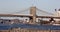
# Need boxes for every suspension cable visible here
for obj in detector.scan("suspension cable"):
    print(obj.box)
[36,8,54,15]
[10,8,30,14]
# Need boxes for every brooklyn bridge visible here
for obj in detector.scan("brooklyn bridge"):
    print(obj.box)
[0,6,60,32]
[0,6,60,24]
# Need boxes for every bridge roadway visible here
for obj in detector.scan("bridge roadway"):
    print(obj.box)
[0,14,33,17]
[0,14,60,19]
[0,23,60,30]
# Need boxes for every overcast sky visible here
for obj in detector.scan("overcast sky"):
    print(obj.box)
[0,0,60,15]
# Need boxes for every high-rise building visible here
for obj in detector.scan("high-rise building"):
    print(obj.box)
[54,9,60,17]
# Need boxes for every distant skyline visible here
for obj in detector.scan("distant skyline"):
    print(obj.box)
[0,0,60,15]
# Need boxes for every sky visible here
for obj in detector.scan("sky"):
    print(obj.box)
[0,0,60,15]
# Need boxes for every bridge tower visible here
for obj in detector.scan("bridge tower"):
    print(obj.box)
[30,6,36,24]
